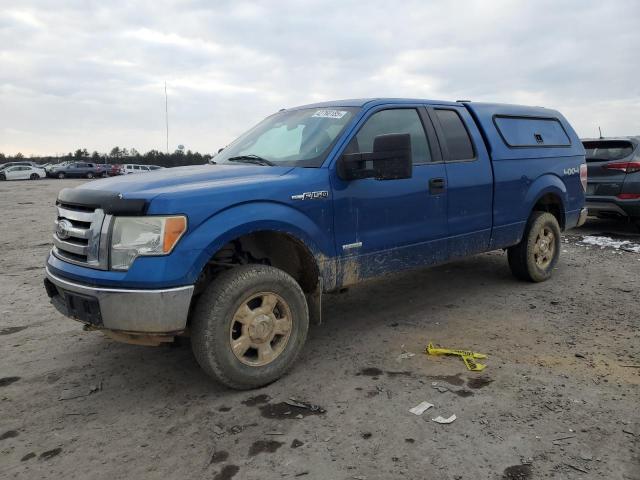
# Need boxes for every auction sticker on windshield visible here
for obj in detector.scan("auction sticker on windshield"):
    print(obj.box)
[312,109,348,119]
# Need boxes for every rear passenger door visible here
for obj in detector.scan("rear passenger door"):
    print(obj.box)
[427,106,493,258]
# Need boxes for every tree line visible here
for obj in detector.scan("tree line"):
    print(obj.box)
[0,147,214,168]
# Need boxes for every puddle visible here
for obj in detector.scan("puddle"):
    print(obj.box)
[210,451,229,464]
[385,370,412,377]
[291,439,304,448]
[0,326,28,336]
[503,464,531,479]
[361,432,372,439]
[242,394,270,406]
[467,377,493,389]
[0,430,19,441]
[249,440,284,456]
[213,465,240,480]
[358,367,383,376]
[405,438,415,444]
[40,448,62,460]
[21,452,36,462]
[453,389,474,397]
[0,377,21,387]
[218,406,232,412]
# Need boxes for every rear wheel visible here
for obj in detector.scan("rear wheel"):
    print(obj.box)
[57,172,65,179]
[191,264,309,389]
[86,172,94,179]
[508,212,561,282]
[30,173,39,180]
[0,174,5,181]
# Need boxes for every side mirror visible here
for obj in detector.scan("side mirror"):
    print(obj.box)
[338,133,412,181]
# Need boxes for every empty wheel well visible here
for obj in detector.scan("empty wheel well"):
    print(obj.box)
[200,231,320,294]
[533,193,565,230]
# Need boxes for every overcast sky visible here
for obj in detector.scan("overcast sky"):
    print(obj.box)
[1,0,639,156]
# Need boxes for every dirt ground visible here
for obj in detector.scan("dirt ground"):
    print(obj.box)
[1,178,638,480]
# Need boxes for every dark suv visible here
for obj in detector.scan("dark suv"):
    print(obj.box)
[582,137,640,229]
[49,162,104,179]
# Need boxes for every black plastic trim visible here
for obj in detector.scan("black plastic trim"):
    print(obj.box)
[57,188,147,215]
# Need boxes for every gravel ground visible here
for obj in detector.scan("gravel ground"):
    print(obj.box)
[1,178,638,480]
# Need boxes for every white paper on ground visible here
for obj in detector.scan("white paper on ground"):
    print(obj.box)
[409,401,434,416]
[431,414,457,424]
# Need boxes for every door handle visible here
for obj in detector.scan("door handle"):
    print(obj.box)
[429,177,446,194]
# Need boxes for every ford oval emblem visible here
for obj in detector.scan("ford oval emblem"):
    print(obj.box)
[56,219,73,240]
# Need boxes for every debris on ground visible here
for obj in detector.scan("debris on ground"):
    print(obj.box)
[426,343,487,371]
[431,414,457,424]
[409,401,434,416]
[397,352,415,361]
[431,382,449,393]
[284,398,326,413]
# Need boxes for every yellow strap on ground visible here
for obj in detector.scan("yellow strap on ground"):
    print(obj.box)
[426,343,487,371]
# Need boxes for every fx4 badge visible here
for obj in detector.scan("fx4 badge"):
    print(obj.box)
[291,191,329,201]
[563,167,580,175]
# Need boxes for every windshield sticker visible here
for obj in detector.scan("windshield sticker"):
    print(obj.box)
[312,109,348,119]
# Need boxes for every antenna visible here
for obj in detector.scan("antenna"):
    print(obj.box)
[598,126,603,139]
[165,82,169,154]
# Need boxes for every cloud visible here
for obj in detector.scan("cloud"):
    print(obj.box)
[0,0,638,155]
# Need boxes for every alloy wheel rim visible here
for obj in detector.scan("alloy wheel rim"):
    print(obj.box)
[533,226,555,269]
[229,292,293,367]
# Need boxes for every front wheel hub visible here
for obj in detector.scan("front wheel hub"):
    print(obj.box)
[229,292,292,367]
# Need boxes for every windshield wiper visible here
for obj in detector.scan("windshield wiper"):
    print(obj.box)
[227,155,275,166]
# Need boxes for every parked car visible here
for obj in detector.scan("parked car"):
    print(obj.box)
[148,165,165,171]
[0,161,40,171]
[44,98,586,389]
[0,164,46,180]
[582,136,640,229]
[48,162,104,179]
[121,164,151,174]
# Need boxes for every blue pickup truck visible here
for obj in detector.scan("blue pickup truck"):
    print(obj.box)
[44,98,587,389]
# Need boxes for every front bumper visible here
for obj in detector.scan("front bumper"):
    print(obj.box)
[44,267,194,333]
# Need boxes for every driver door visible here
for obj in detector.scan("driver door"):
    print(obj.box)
[331,106,448,285]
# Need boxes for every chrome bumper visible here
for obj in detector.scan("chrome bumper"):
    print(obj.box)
[44,268,194,333]
[577,207,588,227]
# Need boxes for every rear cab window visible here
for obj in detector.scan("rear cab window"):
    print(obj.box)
[494,116,571,147]
[582,140,635,162]
[433,109,475,161]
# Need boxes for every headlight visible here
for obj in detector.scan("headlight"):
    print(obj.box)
[110,216,187,270]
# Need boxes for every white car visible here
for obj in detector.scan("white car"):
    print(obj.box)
[0,165,46,180]
[122,164,151,174]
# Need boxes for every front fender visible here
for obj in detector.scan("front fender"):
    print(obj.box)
[182,201,336,284]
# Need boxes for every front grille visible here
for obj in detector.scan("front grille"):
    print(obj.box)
[53,202,111,269]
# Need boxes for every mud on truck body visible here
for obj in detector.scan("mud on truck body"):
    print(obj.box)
[44,98,587,389]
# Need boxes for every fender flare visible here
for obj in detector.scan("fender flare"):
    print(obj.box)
[180,201,334,285]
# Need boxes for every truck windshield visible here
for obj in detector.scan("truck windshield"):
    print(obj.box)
[215,107,359,167]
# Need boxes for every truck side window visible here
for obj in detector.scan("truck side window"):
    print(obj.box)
[347,109,431,164]
[434,109,475,161]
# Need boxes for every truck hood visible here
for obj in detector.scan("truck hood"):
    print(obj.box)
[79,164,294,198]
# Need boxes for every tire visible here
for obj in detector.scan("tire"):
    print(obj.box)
[0,174,5,181]
[508,211,561,282]
[57,172,65,179]
[86,172,94,179]
[30,173,39,180]
[191,264,309,390]
[633,218,640,232]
